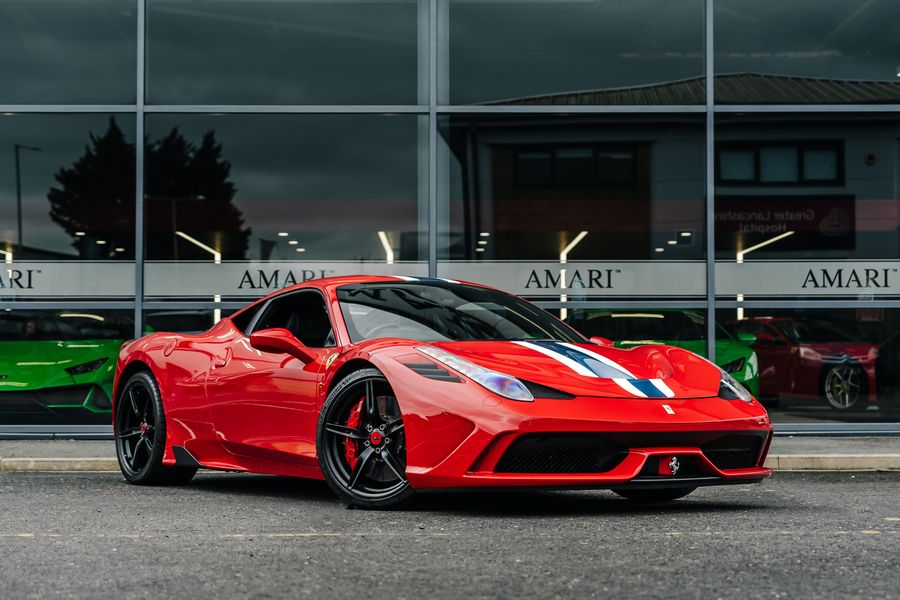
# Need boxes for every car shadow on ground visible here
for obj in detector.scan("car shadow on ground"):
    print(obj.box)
[185,472,778,516]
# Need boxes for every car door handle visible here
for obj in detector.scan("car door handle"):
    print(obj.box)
[212,348,232,369]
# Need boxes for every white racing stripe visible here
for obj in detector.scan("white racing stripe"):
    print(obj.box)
[651,379,675,398]
[558,342,636,378]
[513,341,597,378]
[393,276,419,281]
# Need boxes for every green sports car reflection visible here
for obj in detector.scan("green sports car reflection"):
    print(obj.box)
[565,309,760,397]
[0,311,131,424]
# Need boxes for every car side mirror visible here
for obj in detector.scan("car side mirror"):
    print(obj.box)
[736,331,757,344]
[249,328,315,362]
[590,336,615,347]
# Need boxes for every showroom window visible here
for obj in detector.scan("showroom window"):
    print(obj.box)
[142,114,428,301]
[146,0,425,105]
[437,114,706,302]
[441,0,705,105]
[715,0,900,104]
[2,0,900,430]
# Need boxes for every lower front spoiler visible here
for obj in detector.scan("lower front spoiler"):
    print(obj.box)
[407,445,773,490]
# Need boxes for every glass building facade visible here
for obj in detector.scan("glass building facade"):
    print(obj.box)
[1,0,900,428]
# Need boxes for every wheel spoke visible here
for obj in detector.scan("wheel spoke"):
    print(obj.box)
[380,448,406,482]
[386,419,404,435]
[132,437,149,467]
[347,446,375,490]
[363,379,377,422]
[325,423,366,440]
[128,388,140,417]
[117,427,141,439]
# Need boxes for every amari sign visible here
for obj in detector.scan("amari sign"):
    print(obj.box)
[715,261,900,297]
[3,260,900,299]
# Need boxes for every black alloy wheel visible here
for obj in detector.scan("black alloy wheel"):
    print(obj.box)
[115,370,197,485]
[317,368,412,509]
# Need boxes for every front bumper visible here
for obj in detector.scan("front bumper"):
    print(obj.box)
[406,427,772,489]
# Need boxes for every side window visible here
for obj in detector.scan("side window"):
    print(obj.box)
[252,292,336,348]
[230,302,263,334]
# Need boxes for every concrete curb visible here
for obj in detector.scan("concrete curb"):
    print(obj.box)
[1,455,900,472]
[0,458,119,472]
[765,454,900,471]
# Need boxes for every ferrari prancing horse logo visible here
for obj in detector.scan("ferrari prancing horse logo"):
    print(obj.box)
[668,456,680,476]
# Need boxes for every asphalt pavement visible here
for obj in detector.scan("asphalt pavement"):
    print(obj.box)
[1,471,898,599]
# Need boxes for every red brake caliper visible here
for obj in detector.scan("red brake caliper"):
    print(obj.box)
[343,399,364,470]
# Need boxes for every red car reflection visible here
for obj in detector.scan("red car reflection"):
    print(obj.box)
[726,317,877,411]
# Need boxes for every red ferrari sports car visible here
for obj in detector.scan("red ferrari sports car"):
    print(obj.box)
[113,276,772,508]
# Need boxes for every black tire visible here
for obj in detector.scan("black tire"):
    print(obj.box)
[316,368,413,509]
[821,363,865,411]
[613,487,697,503]
[115,370,197,486]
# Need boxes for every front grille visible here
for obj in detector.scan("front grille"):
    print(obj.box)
[701,435,762,470]
[495,434,626,473]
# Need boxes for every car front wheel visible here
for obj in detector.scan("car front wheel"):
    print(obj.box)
[317,368,412,509]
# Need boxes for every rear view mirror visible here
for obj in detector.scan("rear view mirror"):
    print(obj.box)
[590,336,615,347]
[249,328,315,362]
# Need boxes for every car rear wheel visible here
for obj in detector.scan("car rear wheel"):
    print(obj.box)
[613,487,697,502]
[317,368,412,509]
[115,371,197,485]
[823,364,864,410]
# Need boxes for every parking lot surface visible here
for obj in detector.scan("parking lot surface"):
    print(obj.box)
[1,471,898,599]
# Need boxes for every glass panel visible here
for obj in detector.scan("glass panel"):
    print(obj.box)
[0,0,136,104]
[718,308,899,423]
[759,147,798,183]
[442,0,704,105]
[715,0,900,104]
[147,0,423,105]
[715,114,900,300]
[0,309,134,425]
[564,306,713,350]
[143,308,235,334]
[0,114,136,299]
[719,149,755,182]
[803,148,838,181]
[144,114,426,300]
[437,114,706,299]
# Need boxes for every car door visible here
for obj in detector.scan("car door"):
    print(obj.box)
[208,289,336,465]
[753,322,795,398]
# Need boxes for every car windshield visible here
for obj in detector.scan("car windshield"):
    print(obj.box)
[776,319,856,344]
[337,282,586,343]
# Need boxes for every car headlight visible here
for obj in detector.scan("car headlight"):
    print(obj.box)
[415,346,534,402]
[718,369,753,403]
[719,357,745,374]
[65,357,108,376]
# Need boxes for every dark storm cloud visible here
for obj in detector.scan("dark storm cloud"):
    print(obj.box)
[145,1,420,105]
[0,1,136,103]
[446,0,706,104]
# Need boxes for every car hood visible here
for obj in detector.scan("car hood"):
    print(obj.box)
[802,342,875,358]
[0,340,121,391]
[429,340,722,399]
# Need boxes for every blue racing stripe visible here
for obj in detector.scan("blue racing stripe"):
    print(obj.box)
[628,379,667,398]
[530,340,630,379]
